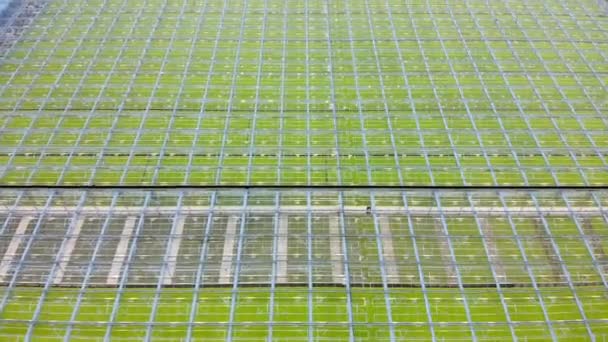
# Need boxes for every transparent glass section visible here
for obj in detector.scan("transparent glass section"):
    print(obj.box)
[0,0,606,186]
[0,188,606,340]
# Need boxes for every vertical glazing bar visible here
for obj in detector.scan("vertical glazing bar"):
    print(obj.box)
[268,190,280,340]
[52,216,84,284]
[504,0,590,186]
[534,0,608,185]
[306,190,313,342]
[226,191,250,342]
[28,9,105,175]
[420,0,467,186]
[337,192,355,341]
[162,215,185,285]
[528,192,595,339]
[485,0,560,186]
[64,192,122,341]
[0,2,105,184]
[323,0,343,186]
[342,5,395,335]
[563,193,608,288]
[277,0,287,187]
[54,0,131,185]
[219,216,239,285]
[116,0,168,186]
[173,0,210,181]
[214,0,248,187]
[269,0,289,333]
[183,0,217,184]
[477,218,507,283]
[329,215,343,284]
[0,216,32,282]
[104,192,152,341]
[402,192,436,341]
[462,0,530,186]
[402,0,437,186]
[369,203,397,341]
[434,192,477,341]
[107,216,136,285]
[245,0,267,187]
[24,191,88,341]
[277,215,288,284]
[84,2,149,185]
[590,193,608,277]
[442,0,500,187]
[148,0,189,186]
[185,190,218,341]
[304,0,312,186]
[343,0,371,188]
[378,216,398,284]
[144,192,185,342]
[434,218,457,285]
[362,0,404,187]
[323,0,352,334]
[0,192,56,316]
[0,192,26,239]
[467,194,516,340]
[497,192,557,341]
